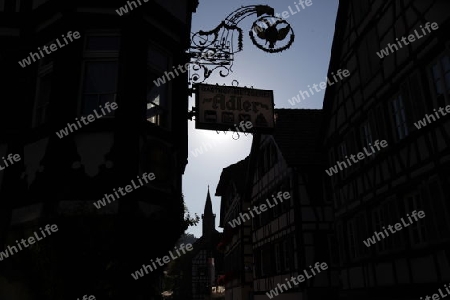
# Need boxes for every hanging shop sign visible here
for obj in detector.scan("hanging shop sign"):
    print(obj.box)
[195,83,274,133]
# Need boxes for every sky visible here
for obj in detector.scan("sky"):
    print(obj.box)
[183,0,339,238]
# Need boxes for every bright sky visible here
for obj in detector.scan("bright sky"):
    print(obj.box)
[184,0,339,238]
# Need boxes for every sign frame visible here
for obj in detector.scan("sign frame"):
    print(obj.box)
[194,83,275,133]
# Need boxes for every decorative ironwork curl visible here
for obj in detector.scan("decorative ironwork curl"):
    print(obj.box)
[249,17,295,53]
[188,5,294,84]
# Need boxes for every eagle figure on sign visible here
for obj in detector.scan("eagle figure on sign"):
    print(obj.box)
[253,21,290,49]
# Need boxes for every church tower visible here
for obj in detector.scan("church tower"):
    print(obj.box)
[202,186,216,237]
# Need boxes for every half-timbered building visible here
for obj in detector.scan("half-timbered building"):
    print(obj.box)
[322,1,450,299]
[250,109,338,300]
[216,157,253,300]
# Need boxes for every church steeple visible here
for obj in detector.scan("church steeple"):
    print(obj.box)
[202,185,216,237]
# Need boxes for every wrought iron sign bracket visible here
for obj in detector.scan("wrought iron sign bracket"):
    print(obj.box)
[187,107,197,121]
[188,5,295,84]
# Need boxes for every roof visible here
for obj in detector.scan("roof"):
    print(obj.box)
[215,156,249,196]
[271,108,325,166]
[204,187,213,216]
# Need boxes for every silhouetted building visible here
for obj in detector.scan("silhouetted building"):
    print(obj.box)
[191,187,224,300]
[322,1,450,300]
[0,0,198,299]
[248,109,338,300]
[216,157,253,300]
[164,233,198,300]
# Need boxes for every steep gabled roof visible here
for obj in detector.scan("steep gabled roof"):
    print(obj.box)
[215,156,249,228]
[215,156,249,196]
[271,108,325,167]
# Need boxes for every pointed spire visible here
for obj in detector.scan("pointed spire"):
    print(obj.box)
[204,185,213,216]
[202,185,215,237]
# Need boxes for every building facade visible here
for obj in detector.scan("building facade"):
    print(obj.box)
[0,0,198,298]
[216,157,253,300]
[249,109,338,300]
[322,1,450,299]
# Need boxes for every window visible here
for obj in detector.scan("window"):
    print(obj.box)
[337,223,345,263]
[347,220,357,259]
[282,238,292,272]
[328,235,339,265]
[147,45,170,127]
[261,247,271,276]
[348,214,369,259]
[375,199,402,252]
[81,35,120,116]
[391,95,409,140]
[2,0,20,11]
[338,141,348,179]
[383,201,401,249]
[406,73,426,120]
[328,149,338,187]
[356,214,369,256]
[147,83,166,125]
[254,249,261,277]
[253,201,261,228]
[259,143,277,171]
[430,54,450,107]
[338,141,347,160]
[82,62,118,115]
[405,193,427,246]
[372,202,399,253]
[255,143,278,181]
[357,28,379,83]
[33,60,53,127]
[360,122,373,148]
[375,104,387,137]
[352,1,370,25]
[274,243,281,273]
[372,208,384,251]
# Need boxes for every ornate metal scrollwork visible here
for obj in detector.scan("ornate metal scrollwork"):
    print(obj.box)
[250,17,295,53]
[188,5,295,84]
